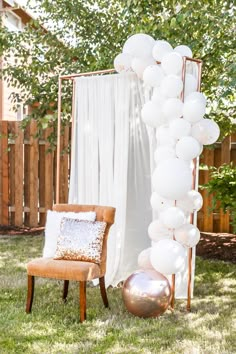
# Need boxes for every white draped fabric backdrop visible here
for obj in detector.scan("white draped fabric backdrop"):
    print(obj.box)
[69,73,196,298]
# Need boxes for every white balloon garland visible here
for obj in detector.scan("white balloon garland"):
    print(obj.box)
[114,33,220,276]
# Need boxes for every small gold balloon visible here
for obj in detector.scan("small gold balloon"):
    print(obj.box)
[122,269,171,318]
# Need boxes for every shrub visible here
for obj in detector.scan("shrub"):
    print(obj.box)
[202,163,236,233]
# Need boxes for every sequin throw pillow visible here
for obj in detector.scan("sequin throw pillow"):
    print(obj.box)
[43,210,96,258]
[54,217,107,264]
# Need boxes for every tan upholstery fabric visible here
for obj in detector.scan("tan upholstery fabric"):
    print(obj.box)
[52,204,115,275]
[27,257,101,281]
[27,204,116,281]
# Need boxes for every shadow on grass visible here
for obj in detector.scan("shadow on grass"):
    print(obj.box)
[0,235,235,353]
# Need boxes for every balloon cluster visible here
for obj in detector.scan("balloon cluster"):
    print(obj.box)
[115,34,221,317]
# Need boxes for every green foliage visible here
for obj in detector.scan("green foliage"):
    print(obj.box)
[202,163,236,232]
[0,0,235,139]
[0,234,236,353]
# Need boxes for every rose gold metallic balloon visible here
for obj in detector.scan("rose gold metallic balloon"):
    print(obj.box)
[122,269,171,318]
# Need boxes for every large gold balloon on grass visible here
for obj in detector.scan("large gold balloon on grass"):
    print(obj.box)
[122,269,171,318]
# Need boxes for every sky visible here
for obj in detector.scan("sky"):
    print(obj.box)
[16,0,38,18]
[17,0,28,6]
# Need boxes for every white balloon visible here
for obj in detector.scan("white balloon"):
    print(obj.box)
[156,125,171,138]
[185,91,206,106]
[160,75,183,98]
[141,101,165,127]
[191,119,220,145]
[114,53,132,73]
[150,239,186,275]
[183,99,206,123]
[151,240,158,247]
[150,192,175,212]
[176,136,201,160]
[177,190,203,213]
[143,65,164,87]
[131,56,156,79]
[156,126,177,147]
[184,74,198,97]
[169,118,191,139]
[160,207,186,229]
[138,248,154,270]
[151,87,167,105]
[123,33,155,58]
[152,158,192,200]
[161,52,183,75]
[162,98,184,120]
[174,224,200,248]
[174,45,193,58]
[148,220,173,241]
[152,40,173,62]
[157,135,177,147]
[154,145,176,163]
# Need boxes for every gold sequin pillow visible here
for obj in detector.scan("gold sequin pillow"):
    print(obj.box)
[54,217,107,264]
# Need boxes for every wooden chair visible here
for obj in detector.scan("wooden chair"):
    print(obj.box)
[26,204,116,322]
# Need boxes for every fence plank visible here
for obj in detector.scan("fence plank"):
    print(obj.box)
[39,127,54,225]
[24,125,30,226]
[14,123,24,226]
[45,127,54,212]
[202,148,214,232]
[39,131,46,226]
[59,126,69,203]
[9,122,16,225]
[0,123,2,224]
[197,160,204,231]
[219,136,231,232]
[0,121,9,225]
[29,121,39,226]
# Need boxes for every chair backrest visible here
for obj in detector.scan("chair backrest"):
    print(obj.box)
[53,204,116,274]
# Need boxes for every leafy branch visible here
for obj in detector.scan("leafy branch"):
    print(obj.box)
[201,163,236,233]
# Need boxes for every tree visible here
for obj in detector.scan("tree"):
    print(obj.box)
[0,0,235,138]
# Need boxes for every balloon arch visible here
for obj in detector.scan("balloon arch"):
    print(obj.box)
[114,34,220,317]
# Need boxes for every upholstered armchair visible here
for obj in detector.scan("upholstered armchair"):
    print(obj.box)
[26,204,116,322]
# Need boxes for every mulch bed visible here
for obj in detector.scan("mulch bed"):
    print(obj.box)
[0,225,44,236]
[0,225,235,264]
[197,232,236,264]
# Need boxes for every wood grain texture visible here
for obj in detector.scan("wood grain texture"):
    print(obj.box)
[29,121,39,226]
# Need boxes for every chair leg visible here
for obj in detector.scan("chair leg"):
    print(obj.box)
[99,276,109,308]
[26,275,35,313]
[63,280,69,302]
[79,281,86,322]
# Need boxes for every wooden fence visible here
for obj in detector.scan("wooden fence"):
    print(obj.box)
[198,133,236,233]
[0,120,70,227]
[0,121,235,232]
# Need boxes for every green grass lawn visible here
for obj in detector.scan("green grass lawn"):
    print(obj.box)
[0,235,235,354]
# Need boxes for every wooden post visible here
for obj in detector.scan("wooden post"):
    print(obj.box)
[56,77,62,204]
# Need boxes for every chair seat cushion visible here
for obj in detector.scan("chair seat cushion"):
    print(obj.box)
[27,258,102,281]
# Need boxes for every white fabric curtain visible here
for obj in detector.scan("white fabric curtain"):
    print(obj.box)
[69,72,195,297]
[69,73,153,286]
